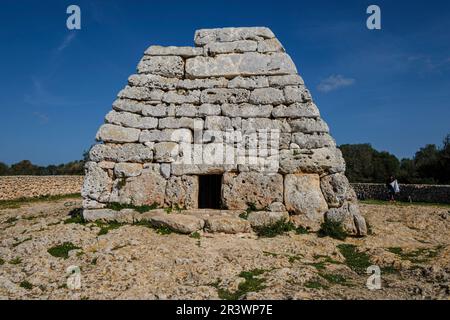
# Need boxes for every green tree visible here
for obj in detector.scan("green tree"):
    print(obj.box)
[0,162,9,175]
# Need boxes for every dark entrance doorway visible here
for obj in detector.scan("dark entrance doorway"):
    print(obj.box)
[198,175,222,209]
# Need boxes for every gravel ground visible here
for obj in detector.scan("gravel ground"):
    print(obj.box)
[0,197,449,300]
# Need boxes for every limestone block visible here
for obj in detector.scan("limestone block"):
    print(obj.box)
[198,104,222,116]
[185,52,297,78]
[137,55,184,78]
[320,173,357,208]
[159,117,203,130]
[171,163,237,176]
[291,133,335,149]
[228,76,269,89]
[204,216,251,234]
[113,99,145,114]
[257,38,284,53]
[154,142,179,162]
[268,75,304,87]
[109,164,166,206]
[221,103,272,118]
[89,143,153,163]
[96,124,140,143]
[128,74,178,90]
[82,198,106,210]
[279,148,346,174]
[160,163,171,179]
[267,202,286,212]
[114,163,143,178]
[249,87,285,105]
[241,118,291,133]
[105,111,158,129]
[162,90,201,104]
[272,102,320,118]
[284,86,312,103]
[200,88,249,104]
[150,214,205,234]
[144,45,203,57]
[324,202,367,236]
[247,211,289,227]
[177,78,228,90]
[141,104,167,117]
[205,40,257,55]
[81,162,112,202]
[118,86,164,102]
[284,174,328,230]
[140,129,192,143]
[204,116,233,131]
[288,118,329,134]
[194,27,275,45]
[222,172,283,210]
[165,175,199,209]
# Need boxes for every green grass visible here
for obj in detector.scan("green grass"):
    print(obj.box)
[387,246,442,263]
[189,232,201,239]
[319,273,350,286]
[295,226,310,235]
[9,257,22,265]
[47,242,81,259]
[0,258,5,265]
[304,280,328,290]
[19,280,33,290]
[337,244,372,274]
[360,199,450,208]
[318,220,348,240]
[0,193,81,210]
[95,221,125,236]
[155,225,173,235]
[4,217,18,224]
[216,269,267,300]
[106,202,158,213]
[254,219,296,238]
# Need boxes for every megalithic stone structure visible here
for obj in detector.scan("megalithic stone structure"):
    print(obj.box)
[82,27,367,236]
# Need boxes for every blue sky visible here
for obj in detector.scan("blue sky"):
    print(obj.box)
[0,0,449,165]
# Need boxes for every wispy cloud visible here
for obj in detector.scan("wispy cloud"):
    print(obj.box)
[32,112,49,125]
[56,32,77,52]
[317,74,355,93]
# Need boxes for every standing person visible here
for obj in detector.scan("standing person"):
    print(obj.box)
[386,176,400,202]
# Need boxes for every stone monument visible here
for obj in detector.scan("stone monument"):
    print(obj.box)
[81,27,367,236]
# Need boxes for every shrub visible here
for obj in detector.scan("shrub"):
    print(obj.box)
[318,220,348,240]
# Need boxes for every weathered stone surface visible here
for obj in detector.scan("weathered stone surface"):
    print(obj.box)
[249,87,285,105]
[83,209,120,222]
[114,163,143,178]
[154,142,179,162]
[204,216,251,234]
[267,202,286,212]
[89,143,153,162]
[128,74,178,90]
[160,163,171,179]
[81,162,112,202]
[118,86,164,102]
[247,211,289,227]
[177,78,228,90]
[268,75,304,87]
[171,163,237,176]
[241,118,290,133]
[165,175,198,209]
[200,88,249,104]
[140,128,192,143]
[96,124,140,143]
[257,38,284,53]
[159,117,203,130]
[291,133,335,149]
[288,118,329,133]
[109,165,166,206]
[222,103,272,118]
[320,173,356,208]
[324,202,367,236]
[82,198,106,210]
[151,214,205,234]
[272,102,320,118]
[222,172,283,210]
[141,104,167,117]
[144,45,203,57]
[228,76,269,89]
[185,52,297,78]
[279,148,346,174]
[205,40,257,55]
[162,90,201,104]
[284,173,328,229]
[284,86,312,103]
[105,111,158,129]
[138,56,184,78]
[195,27,275,45]
[204,116,233,131]
[113,99,145,114]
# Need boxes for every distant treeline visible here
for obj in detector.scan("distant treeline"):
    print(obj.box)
[0,160,84,176]
[1,133,449,184]
[340,133,450,185]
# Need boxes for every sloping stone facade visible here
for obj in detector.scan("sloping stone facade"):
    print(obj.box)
[82,27,367,235]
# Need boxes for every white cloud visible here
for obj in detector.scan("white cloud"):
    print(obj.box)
[317,74,355,93]
[57,32,77,52]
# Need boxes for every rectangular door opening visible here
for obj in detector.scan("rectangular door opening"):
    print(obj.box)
[198,175,222,209]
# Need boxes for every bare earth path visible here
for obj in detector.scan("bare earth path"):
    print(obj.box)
[0,197,449,300]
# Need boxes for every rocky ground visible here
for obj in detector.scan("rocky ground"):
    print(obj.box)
[0,197,449,300]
